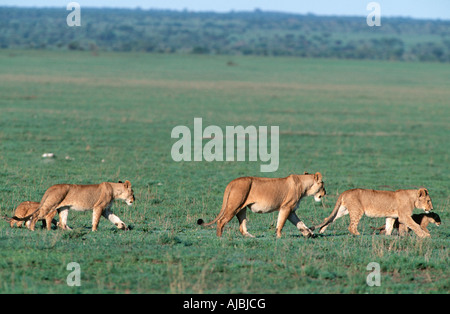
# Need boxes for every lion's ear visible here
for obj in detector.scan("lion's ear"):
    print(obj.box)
[418,188,428,198]
[118,180,123,183]
[314,172,322,183]
[124,180,131,189]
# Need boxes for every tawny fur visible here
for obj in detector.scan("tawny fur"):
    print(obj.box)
[198,172,326,238]
[13,181,135,231]
[312,188,434,238]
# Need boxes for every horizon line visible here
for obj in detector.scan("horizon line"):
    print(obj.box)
[1,5,449,21]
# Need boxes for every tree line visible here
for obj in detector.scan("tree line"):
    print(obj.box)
[1,7,449,62]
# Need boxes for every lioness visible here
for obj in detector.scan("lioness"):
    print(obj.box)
[13,180,135,231]
[312,188,434,238]
[197,172,326,238]
[372,212,441,235]
[4,201,57,229]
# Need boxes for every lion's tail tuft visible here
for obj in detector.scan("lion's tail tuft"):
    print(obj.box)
[197,219,205,225]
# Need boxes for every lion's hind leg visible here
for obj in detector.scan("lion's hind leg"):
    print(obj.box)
[236,208,254,238]
[29,203,60,231]
[43,208,59,230]
[319,205,348,234]
[216,203,247,237]
[30,185,70,231]
[57,208,73,230]
[398,222,408,236]
[347,206,363,236]
[216,209,238,237]
[216,179,251,237]
[384,218,396,235]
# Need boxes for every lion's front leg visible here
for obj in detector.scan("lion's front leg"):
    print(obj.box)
[275,207,291,238]
[287,212,314,238]
[92,195,114,231]
[102,209,128,230]
[92,206,104,231]
[399,215,430,238]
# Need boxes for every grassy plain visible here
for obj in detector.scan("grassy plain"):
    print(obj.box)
[0,50,448,293]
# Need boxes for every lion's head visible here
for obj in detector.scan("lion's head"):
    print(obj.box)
[309,172,326,202]
[416,188,433,213]
[118,180,135,206]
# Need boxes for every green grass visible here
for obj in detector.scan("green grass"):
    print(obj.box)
[0,50,448,293]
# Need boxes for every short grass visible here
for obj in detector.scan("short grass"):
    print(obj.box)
[0,50,448,293]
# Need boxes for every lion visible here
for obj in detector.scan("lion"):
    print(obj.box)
[197,172,326,238]
[13,180,135,231]
[372,212,441,235]
[4,201,57,229]
[311,188,434,238]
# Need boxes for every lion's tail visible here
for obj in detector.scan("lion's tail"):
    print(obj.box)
[370,225,386,231]
[311,194,343,232]
[197,183,233,227]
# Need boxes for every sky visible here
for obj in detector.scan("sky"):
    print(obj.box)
[1,0,449,20]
